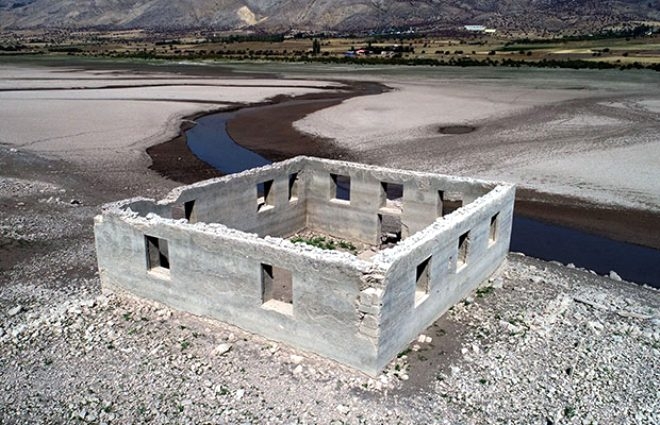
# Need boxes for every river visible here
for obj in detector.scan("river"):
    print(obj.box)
[185,110,660,288]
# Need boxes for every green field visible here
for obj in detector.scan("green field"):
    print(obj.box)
[1,28,659,71]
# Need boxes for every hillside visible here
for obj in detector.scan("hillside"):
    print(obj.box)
[0,0,658,33]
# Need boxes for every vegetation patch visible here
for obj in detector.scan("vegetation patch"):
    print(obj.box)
[290,234,358,254]
[3,27,659,72]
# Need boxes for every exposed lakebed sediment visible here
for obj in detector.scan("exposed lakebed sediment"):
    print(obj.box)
[158,97,660,287]
[1,61,659,425]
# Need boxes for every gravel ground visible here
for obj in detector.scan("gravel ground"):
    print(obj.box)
[1,145,658,424]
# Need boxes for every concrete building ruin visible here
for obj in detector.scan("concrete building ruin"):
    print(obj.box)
[94,156,515,376]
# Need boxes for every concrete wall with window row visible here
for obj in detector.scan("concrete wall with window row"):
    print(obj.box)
[95,211,382,371]
[150,157,309,238]
[304,160,495,245]
[374,186,514,370]
[94,156,514,376]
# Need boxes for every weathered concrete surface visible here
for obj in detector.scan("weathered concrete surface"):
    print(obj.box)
[95,156,514,375]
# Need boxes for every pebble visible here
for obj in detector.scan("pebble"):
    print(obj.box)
[609,271,622,281]
[7,305,23,317]
[156,308,170,317]
[214,343,232,356]
[80,299,96,308]
[490,277,504,289]
[587,321,604,332]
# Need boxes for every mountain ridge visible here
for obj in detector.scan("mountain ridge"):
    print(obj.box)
[0,0,658,33]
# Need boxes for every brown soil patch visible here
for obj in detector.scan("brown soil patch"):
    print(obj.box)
[226,81,386,162]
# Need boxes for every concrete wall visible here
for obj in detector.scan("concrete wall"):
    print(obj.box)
[95,156,514,376]
[374,185,515,371]
[95,211,384,374]
[304,158,494,245]
[123,158,309,239]
[306,162,382,245]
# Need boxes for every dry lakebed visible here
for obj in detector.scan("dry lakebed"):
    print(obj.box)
[0,60,659,424]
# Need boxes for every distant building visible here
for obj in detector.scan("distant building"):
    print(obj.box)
[464,25,486,32]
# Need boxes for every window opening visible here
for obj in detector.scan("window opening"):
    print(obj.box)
[330,173,351,202]
[257,179,275,211]
[457,231,470,271]
[261,264,293,315]
[489,213,499,246]
[146,235,170,273]
[415,256,431,307]
[288,173,299,201]
[437,190,444,217]
[442,191,463,216]
[172,200,197,222]
[381,182,404,211]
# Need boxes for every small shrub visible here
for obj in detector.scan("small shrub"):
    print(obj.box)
[291,235,357,253]
[476,286,495,297]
